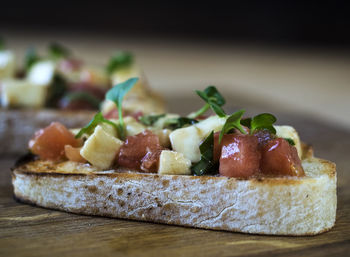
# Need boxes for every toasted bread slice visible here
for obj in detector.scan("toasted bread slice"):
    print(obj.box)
[12,148,336,236]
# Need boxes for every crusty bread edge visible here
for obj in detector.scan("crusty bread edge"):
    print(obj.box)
[12,156,337,236]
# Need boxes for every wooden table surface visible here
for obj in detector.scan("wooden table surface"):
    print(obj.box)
[0,97,349,257]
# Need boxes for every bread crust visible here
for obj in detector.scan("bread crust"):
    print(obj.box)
[12,156,337,236]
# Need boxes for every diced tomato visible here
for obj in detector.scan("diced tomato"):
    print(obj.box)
[213,132,224,162]
[260,138,305,177]
[219,134,261,178]
[140,149,162,173]
[213,128,250,162]
[118,130,162,171]
[253,129,275,147]
[64,145,86,163]
[29,122,80,161]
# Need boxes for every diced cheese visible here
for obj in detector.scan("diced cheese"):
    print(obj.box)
[0,50,15,78]
[0,79,48,108]
[195,115,227,135]
[27,60,55,86]
[275,125,302,158]
[80,125,123,169]
[153,113,180,129]
[169,115,226,162]
[158,150,191,175]
[124,116,146,136]
[169,125,202,163]
[151,128,172,148]
[100,100,115,116]
[100,122,118,137]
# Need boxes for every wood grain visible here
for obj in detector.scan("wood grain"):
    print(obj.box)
[0,106,349,257]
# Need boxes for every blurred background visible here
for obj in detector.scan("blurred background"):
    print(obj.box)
[1,1,350,127]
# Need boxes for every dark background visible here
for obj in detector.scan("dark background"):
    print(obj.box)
[1,1,349,47]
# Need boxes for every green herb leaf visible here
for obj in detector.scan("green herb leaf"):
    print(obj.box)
[45,74,68,107]
[250,113,277,135]
[189,85,226,118]
[219,109,246,144]
[139,114,166,126]
[240,118,251,128]
[106,77,138,140]
[24,48,40,71]
[191,131,218,176]
[75,112,118,139]
[106,51,133,75]
[164,117,198,130]
[284,137,296,146]
[48,42,70,59]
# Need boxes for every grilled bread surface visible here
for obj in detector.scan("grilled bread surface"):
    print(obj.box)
[12,152,336,236]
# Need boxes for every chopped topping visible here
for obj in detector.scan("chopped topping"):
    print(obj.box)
[191,131,216,176]
[253,129,275,147]
[164,117,198,130]
[64,145,86,163]
[219,109,246,143]
[219,134,261,178]
[106,51,133,75]
[29,122,80,161]
[106,77,138,140]
[26,83,306,179]
[141,149,162,173]
[48,42,71,59]
[139,113,166,126]
[117,130,162,171]
[24,48,40,72]
[260,138,305,177]
[242,113,277,135]
[75,112,118,139]
[189,85,226,118]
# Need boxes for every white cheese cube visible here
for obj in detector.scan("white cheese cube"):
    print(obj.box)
[100,122,118,137]
[0,79,48,108]
[195,115,226,136]
[27,60,55,86]
[169,125,202,162]
[124,116,146,136]
[80,125,123,169]
[158,150,191,175]
[100,100,115,116]
[0,50,15,78]
[153,113,180,129]
[275,125,302,158]
[169,115,226,163]
[151,128,172,148]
